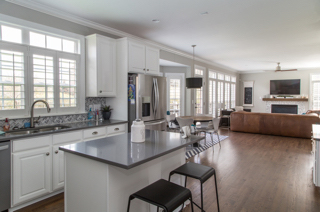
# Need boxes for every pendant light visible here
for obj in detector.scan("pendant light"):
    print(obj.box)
[186,45,203,89]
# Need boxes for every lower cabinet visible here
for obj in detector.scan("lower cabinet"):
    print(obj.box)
[11,124,126,206]
[52,145,66,191]
[12,147,52,205]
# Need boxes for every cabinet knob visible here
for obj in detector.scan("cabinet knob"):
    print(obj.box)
[147,69,149,71]
[92,131,98,135]
[143,68,146,71]
[46,152,50,156]
[55,150,59,154]
[114,128,119,131]
[100,90,102,93]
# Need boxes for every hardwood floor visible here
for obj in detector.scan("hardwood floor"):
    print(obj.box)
[17,130,320,212]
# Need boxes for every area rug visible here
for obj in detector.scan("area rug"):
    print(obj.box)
[185,134,228,159]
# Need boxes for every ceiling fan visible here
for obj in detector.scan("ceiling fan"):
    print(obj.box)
[274,62,297,72]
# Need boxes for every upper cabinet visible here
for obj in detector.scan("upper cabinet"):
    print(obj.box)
[118,38,160,75]
[86,34,116,97]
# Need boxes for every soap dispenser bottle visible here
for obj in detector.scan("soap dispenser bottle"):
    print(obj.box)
[3,118,10,131]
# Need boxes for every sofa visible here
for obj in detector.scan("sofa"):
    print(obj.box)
[230,111,320,138]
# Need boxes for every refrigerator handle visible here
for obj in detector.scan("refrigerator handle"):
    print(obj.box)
[155,78,159,117]
[152,78,157,117]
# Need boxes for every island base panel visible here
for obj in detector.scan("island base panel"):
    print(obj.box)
[64,148,186,212]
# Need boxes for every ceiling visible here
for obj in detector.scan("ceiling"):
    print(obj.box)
[15,0,320,72]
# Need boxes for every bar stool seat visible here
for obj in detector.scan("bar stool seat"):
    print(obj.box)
[169,162,220,212]
[127,179,194,212]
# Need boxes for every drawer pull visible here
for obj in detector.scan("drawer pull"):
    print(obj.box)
[92,131,98,135]
[114,128,119,131]
[46,152,50,156]
[55,150,59,154]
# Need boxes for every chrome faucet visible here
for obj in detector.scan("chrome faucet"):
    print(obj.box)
[30,100,51,128]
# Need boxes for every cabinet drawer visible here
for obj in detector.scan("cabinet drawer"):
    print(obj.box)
[106,124,126,136]
[83,127,107,140]
[53,130,82,145]
[13,135,51,153]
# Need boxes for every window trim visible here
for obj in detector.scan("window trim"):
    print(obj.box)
[310,73,320,110]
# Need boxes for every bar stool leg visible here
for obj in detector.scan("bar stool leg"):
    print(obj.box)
[190,196,194,212]
[200,183,204,212]
[179,176,188,211]
[214,171,220,212]
[127,195,134,212]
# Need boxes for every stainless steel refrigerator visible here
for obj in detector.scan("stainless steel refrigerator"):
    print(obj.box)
[128,73,167,132]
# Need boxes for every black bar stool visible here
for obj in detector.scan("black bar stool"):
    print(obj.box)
[169,162,220,212]
[127,179,194,212]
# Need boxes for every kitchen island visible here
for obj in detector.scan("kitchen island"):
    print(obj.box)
[59,130,204,212]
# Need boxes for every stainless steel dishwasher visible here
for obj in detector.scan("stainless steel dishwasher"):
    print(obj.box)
[0,141,10,212]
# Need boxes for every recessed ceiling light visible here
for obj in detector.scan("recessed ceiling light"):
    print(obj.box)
[152,19,160,23]
[201,12,208,15]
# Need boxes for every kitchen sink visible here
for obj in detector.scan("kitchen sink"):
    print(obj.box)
[6,125,71,136]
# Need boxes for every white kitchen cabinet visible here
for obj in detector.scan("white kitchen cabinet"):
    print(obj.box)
[119,38,160,75]
[52,131,82,191]
[86,34,116,97]
[12,146,52,206]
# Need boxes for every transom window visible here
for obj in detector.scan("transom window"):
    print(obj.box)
[209,71,216,79]
[195,68,203,75]
[218,73,224,80]
[225,75,230,81]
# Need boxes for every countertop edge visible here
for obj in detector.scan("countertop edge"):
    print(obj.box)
[0,120,128,142]
[59,135,204,169]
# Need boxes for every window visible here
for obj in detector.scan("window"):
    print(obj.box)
[231,76,236,82]
[0,49,25,110]
[218,73,224,80]
[209,80,216,117]
[311,74,320,110]
[0,19,83,117]
[195,87,203,114]
[169,79,181,116]
[30,31,77,54]
[32,54,54,108]
[225,75,230,81]
[209,71,216,79]
[217,81,224,116]
[231,83,236,108]
[225,83,230,109]
[195,68,203,75]
[1,25,22,44]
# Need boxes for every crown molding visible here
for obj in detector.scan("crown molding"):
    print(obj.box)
[6,0,237,72]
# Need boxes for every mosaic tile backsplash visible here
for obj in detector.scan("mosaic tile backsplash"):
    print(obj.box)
[1,97,107,130]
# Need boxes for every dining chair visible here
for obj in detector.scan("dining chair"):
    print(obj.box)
[176,117,195,134]
[199,118,221,148]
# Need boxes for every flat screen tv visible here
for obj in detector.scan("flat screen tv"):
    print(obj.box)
[270,79,300,95]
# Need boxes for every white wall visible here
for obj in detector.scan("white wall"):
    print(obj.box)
[239,69,320,112]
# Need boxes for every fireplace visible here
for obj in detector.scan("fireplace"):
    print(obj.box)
[271,104,298,114]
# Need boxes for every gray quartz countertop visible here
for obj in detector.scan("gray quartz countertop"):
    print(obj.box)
[0,119,128,142]
[59,130,204,169]
[313,124,320,141]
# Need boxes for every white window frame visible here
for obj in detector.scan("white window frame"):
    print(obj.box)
[0,42,29,117]
[194,65,206,115]
[165,73,185,116]
[310,73,320,110]
[0,14,85,118]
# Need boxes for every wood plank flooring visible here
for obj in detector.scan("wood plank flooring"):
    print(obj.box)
[17,130,320,212]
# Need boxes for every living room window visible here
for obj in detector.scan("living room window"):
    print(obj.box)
[311,74,320,110]
[208,70,217,117]
[0,19,84,117]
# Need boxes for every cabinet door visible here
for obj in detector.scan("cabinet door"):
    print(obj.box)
[12,147,51,206]
[97,37,116,97]
[52,145,68,191]
[145,46,160,74]
[128,41,146,73]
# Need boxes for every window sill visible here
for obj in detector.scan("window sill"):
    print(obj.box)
[0,111,87,120]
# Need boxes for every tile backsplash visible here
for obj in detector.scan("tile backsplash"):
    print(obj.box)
[1,97,107,129]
